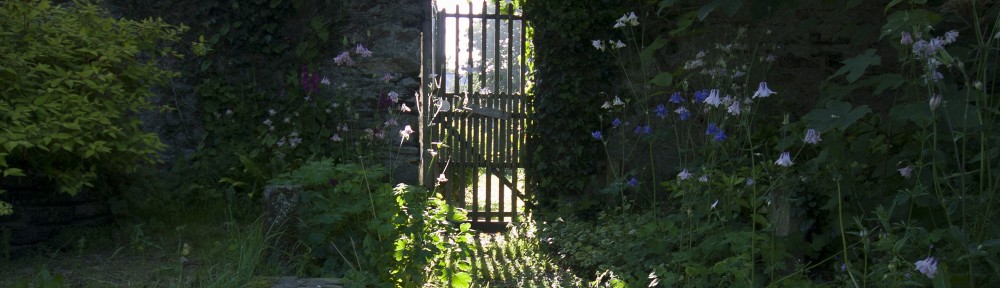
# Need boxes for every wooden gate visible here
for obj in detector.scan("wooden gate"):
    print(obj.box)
[424,0,530,231]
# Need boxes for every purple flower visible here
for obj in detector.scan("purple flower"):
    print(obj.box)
[334,51,354,66]
[775,152,793,167]
[704,89,722,107]
[611,118,622,128]
[914,256,938,279]
[753,81,776,98]
[677,169,692,180]
[627,177,639,187]
[675,106,691,121]
[898,165,914,179]
[669,92,684,104]
[706,123,726,141]
[654,104,667,118]
[355,44,373,58]
[592,131,603,140]
[727,100,741,116]
[944,30,958,44]
[803,129,822,145]
[901,31,913,45]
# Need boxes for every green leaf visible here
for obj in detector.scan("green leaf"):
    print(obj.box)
[3,168,25,177]
[803,101,872,132]
[697,0,742,21]
[649,72,673,87]
[450,272,472,288]
[640,37,667,64]
[828,49,880,83]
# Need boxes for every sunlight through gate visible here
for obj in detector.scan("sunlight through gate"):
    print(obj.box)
[425,0,530,232]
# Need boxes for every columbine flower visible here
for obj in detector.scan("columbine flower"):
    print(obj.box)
[626,12,639,26]
[914,257,938,279]
[436,173,448,183]
[268,109,277,116]
[704,89,722,107]
[400,103,411,112]
[900,31,913,45]
[753,81,776,98]
[612,96,625,106]
[694,90,709,103]
[698,175,708,182]
[898,165,914,179]
[727,100,741,116]
[388,91,400,103]
[678,169,692,180]
[611,118,622,128]
[943,30,958,44]
[613,40,626,49]
[283,117,291,123]
[592,131,603,140]
[355,44,373,57]
[803,129,822,145]
[330,134,342,142]
[653,104,667,118]
[706,123,726,142]
[334,51,354,66]
[669,92,684,104]
[601,101,612,109]
[592,40,605,50]
[633,125,651,135]
[320,76,331,86]
[775,151,794,167]
[614,20,626,29]
[263,119,272,126]
[929,94,942,111]
[400,125,415,140]
[675,106,691,121]
[627,177,639,187]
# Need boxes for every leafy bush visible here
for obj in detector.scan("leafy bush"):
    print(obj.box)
[0,0,184,209]
[269,159,473,287]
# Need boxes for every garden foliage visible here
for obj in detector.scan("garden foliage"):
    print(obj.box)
[526,0,1000,286]
[0,0,184,214]
[269,159,474,287]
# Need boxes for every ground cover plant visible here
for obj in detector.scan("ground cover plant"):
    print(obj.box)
[526,0,1000,286]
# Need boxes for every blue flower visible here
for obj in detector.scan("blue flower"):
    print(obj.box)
[592,131,603,140]
[611,118,622,128]
[775,151,793,167]
[627,177,639,187]
[915,256,938,279]
[706,123,726,142]
[653,104,667,118]
[694,90,709,103]
[669,92,685,104]
[633,125,651,135]
[675,106,691,121]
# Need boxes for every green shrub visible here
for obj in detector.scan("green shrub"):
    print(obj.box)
[0,0,185,211]
[269,159,473,287]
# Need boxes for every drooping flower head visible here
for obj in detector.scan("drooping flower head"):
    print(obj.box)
[613,40,626,49]
[592,40,605,51]
[669,91,685,104]
[592,131,603,140]
[727,100,741,116]
[677,169,692,180]
[698,175,708,182]
[704,89,722,107]
[753,81,776,98]
[898,165,914,179]
[914,257,938,279]
[675,106,691,121]
[804,129,822,145]
[633,125,651,135]
[929,94,942,111]
[334,51,354,66]
[775,151,794,167]
[900,31,913,45]
[627,177,639,187]
[400,125,415,141]
[694,90,710,103]
[355,44,373,58]
[613,96,625,106]
[654,104,667,118]
[611,118,622,128]
[706,123,726,141]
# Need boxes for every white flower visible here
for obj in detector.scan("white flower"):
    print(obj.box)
[283,117,291,123]
[268,109,277,116]
[436,173,448,183]
[710,199,719,210]
[727,100,741,115]
[612,96,625,106]
[400,103,411,112]
[592,40,605,51]
[225,109,233,116]
[400,125,415,140]
[330,134,342,142]
[775,152,794,167]
[627,12,639,26]
[613,40,626,49]
[263,119,273,126]
[898,166,914,179]
[929,94,942,111]
[753,81,776,98]
[601,101,612,109]
[320,76,331,86]
[803,129,822,145]
[677,169,692,180]
[698,175,709,182]
[914,257,938,279]
[704,89,722,107]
